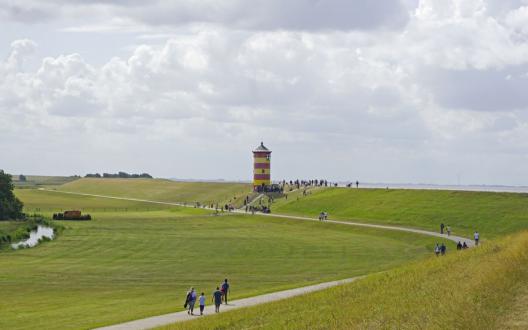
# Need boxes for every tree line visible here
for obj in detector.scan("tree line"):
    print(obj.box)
[85,172,153,179]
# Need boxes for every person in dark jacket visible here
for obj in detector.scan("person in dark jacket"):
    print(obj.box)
[440,243,446,255]
[213,287,223,313]
[221,279,230,304]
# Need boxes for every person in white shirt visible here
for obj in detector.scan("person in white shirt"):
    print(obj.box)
[474,231,480,246]
[199,292,206,315]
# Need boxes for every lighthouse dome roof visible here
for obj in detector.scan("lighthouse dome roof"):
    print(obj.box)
[254,142,271,152]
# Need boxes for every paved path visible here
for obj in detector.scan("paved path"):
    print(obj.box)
[94,277,361,330]
[39,189,475,329]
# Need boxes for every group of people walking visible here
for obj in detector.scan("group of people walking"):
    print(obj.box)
[440,223,480,245]
[184,279,230,316]
[456,241,469,250]
[436,223,481,255]
[318,211,328,221]
[439,223,451,236]
[434,243,447,256]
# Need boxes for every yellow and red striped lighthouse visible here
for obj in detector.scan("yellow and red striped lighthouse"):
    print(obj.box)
[253,142,271,190]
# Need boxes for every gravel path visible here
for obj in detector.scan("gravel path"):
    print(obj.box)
[94,277,361,330]
[39,189,475,329]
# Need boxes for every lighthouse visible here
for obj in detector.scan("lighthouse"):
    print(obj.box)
[253,142,271,190]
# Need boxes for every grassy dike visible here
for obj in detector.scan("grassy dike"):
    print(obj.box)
[161,230,528,330]
[57,178,252,206]
[275,188,528,238]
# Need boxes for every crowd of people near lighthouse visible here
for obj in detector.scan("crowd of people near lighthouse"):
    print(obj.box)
[184,279,230,316]
[280,179,356,190]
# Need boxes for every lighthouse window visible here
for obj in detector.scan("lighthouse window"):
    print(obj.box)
[261,169,265,174]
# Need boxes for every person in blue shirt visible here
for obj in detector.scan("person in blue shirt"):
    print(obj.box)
[212,287,223,313]
[186,288,197,315]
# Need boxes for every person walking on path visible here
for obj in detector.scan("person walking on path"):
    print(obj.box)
[199,292,206,316]
[434,243,440,256]
[474,231,480,246]
[446,225,451,236]
[457,241,462,250]
[356,180,359,188]
[184,289,191,309]
[440,243,446,256]
[440,223,445,234]
[221,279,230,304]
[186,288,197,315]
[213,287,223,313]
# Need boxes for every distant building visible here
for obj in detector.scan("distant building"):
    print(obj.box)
[253,142,271,190]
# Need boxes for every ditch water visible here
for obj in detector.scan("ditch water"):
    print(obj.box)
[11,226,55,249]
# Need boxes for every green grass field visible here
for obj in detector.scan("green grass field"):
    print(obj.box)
[161,230,528,330]
[0,188,450,330]
[274,187,528,238]
[56,178,252,206]
[7,180,528,330]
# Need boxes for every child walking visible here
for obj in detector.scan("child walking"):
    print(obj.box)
[199,292,206,315]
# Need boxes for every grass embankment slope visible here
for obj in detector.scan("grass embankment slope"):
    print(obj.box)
[56,178,251,206]
[1,189,447,330]
[275,188,528,238]
[162,230,528,330]
[15,188,176,213]
[12,175,79,188]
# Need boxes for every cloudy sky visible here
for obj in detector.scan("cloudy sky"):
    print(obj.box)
[2,0,528,185]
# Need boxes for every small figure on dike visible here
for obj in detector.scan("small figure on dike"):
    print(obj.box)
[440,243,446,256]
[446,225,451,236]
[440,223,445,234]
[474,231,480,246]
[463,242,469,249]
[434,243,440,256]
[356,180,359,188]
[457,241,462,250]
